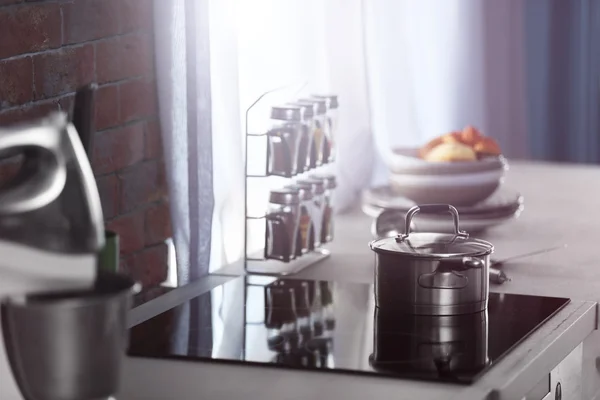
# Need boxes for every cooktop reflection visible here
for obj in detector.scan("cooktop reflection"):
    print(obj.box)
[128,276,570,384]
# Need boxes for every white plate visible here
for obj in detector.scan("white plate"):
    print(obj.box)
[362,185,524,218]
[361,185,524,233]
[362,202,523,233]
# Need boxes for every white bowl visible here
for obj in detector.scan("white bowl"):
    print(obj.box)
[387,147,508,176]
[389,168,506,206]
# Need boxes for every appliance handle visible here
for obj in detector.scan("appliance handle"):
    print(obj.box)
[0,113,67,214]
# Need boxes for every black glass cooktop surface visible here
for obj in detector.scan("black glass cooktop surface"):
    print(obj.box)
[128,276,570,384]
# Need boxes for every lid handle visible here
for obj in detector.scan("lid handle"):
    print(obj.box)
[396,204,468,242]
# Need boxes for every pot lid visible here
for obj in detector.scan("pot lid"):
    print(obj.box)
[369,204,494,258]
[370,233,493,258]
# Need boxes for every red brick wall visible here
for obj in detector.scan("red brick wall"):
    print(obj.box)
[0,0,171,287]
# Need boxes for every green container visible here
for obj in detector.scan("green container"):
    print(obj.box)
[98,230,119,273]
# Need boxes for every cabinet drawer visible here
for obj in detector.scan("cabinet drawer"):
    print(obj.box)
[523,343,583,400]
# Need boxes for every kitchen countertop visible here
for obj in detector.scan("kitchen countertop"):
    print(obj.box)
[120,160,600,400]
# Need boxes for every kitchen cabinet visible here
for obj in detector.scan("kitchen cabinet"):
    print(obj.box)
[523,343,582,400]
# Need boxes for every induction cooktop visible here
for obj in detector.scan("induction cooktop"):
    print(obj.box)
[128,276,570,384]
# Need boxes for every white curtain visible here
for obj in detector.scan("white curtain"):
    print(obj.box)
[155,0,530,276]
[154,0,214,283]
[364,0,529,185]
[208,0,373,270]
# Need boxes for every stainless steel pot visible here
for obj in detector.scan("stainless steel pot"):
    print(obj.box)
[369,204,494,316]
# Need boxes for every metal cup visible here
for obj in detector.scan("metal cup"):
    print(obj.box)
[1,271,136,400]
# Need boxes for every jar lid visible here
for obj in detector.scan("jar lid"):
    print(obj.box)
[370,233,493,258]
[287,102,314,119]
[271,106,302,122]
[269,189,300,205]
[312,95,339,109]
[369,204,493,258]
[296,178,325,195]
[298,99,327,115]
[285,184,314,201]
[309,174,336,189]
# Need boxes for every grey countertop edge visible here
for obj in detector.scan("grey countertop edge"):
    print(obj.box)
[127,274,236,328]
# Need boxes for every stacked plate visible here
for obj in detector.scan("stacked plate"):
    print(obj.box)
[362,147,523,233]
[363,186,524,233]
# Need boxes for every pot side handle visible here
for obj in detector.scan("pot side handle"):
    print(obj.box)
[454,257,484,271]
[417,257,483,289]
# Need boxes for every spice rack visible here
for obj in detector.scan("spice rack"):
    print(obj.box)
[244,85,337,276]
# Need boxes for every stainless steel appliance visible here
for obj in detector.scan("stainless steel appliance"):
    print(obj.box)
[128,276,570,385]
[0,112,135,400]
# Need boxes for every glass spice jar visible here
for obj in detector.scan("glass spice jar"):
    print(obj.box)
[265,189,301,262]
[298,98,329,167]
[287,102,315,173]
[312,95,338,163]
[295,178,326,249]
[309,174,337,243]
[285,183,314,257]
[268,106,303,177]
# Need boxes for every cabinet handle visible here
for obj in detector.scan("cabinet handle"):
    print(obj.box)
[554,382,562,400]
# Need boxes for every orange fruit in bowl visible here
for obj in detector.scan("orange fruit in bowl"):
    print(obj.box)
[460,125,482,146]
[473,137,501,156]
[423,142,477,162]
[419,136,444,159]
[441,131,464,144]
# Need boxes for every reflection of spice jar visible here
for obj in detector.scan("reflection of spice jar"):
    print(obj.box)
[265,189,301,262]
[264,282,298,350]
[295,178,325,249]
[320,281,335,330]
[268,106,303,177]
[285,183,314,257]
[312,95,338,163]
[287,102,315,173]
[288,280,313,342]
[298,98,328,167]
[309,174,337,243]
